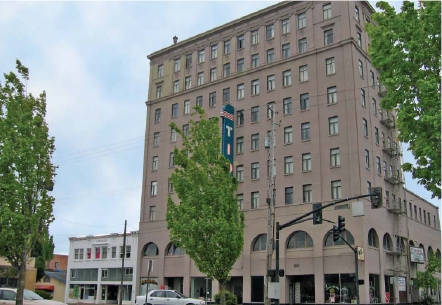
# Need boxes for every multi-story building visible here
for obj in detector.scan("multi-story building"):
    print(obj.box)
[65,232,138,304]
[137,1,441,304]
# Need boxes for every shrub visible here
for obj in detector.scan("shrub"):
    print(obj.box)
[214,291,237,305]
[35,290,52,300]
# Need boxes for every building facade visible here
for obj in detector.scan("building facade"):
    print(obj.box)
[65,232,138,304]
[138,1,441,304]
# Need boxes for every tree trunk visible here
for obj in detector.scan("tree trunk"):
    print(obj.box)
[219,281,226,305]
[16,250,27,305]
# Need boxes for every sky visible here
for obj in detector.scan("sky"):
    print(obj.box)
[0,1,439,255]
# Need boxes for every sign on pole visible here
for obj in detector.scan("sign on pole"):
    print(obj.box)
[148,259,153,272]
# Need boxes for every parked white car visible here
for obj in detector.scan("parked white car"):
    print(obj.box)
[0,288,67,305]
[136,290,205,305]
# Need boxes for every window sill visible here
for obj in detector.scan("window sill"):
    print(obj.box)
[327,102,338,106]
[330,165,341,169]
[284,142,293,146]
[301,138,311,142]
[329,134,339,137]
[251,178,260,181]
[251,121,260,124]
[154,121,161,124]
[326,73,336,77]
[251,149,260,152]
[300,109,310,112]
[283,84,292,88]
[299,80,309,83]
[284,112,293,116]
[302,170,312,173]
[237,97,244,101]
[284,173,294,176]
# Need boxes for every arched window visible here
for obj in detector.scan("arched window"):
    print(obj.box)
[166,243,185,256]
[287,231,313,249]
[409,240,415,247]
[368,229,379,248]
[252,234,267,251]
[395,237,406,253]
[325,230,354,247]
[428,246,434,257]
[143,242,159,257]
[383,233,392,251]
[436,249,441,259]
[419,243,426,261]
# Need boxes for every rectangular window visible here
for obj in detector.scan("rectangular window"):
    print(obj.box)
[237,35,245,49]
[102,247,107,259]
[283,70,292,87]
[355,6,360,22]
[365,149,370,168]
[267,49,275,63]
[329,116,339,135]
[236,165,244,182]
[303,184,312,203]
[267,102,275,119]
[327,86,337,104]
[157,65,163,78]
[357,32,362,47]
[302,153,312,171]
[285,187,294,205]
[156,85,162,99]
[168,179,174,193]
[186,54,192,68]
[184,76,191,90]
[301,122,310,140]
[74,249,80,260]
[172,103,178,118]
[363,118,368,137]
[282,18,290,34]
[251,54,259,68]
[183,100,190,114]
[267,75,275,91]
[149,206,156,221]
[251,133,259,150]
[299,65,308,82]
[224,40,230,54]
[87,248,91,259]
[359,60,364,78]
[237,83,245,100]
[323,3,332,20]
[211,45,218,59]
[209,92,216,107]
[370,71,375,87]
[251,192,259,209]
[367,181,371,195]
[198,49,205,63]
[223,88,230,103]
[251,30,259,45]
[324,29,333,46]
[169,152,175,167]
[237,110,244,126]
[419,208,422,222]
[298,38,307,54]
[173,80,179,93]
[331,180,342,199]
[152,156,158,171]
[237,58,244,73]
[284,156,293,174]
[174,59,181,72]
[183,124,190,136]
[223,63,230,77]
[236,136,244,154]
[266,24,274,40]
[361,89,366,106]
[372,98,377,116]
[283,98,292,115]
[300,93,309,111]
[284,126,293,144]
[153,132,160,147]
[282,43,290,58]
[237,194,243,210]
[330,148,340,167]
[326,57,335,75]
[196,96,203,107]
[251,162,260,179]
[376,157,381,175]
[154,108,161,123]
[111,247,116,258]
[251,79,259,96]
[197,72,204,85]
[383,161,387,177]
[298,13,306,29]
[210,68,217,81]
[251,106,259,122]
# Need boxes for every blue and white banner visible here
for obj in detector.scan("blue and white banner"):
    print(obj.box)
[220,104,234,174]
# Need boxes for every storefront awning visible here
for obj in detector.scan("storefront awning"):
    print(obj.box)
[35,284,54,291]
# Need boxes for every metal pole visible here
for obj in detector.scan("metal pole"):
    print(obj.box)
[144,269,151,305]
[355,249,360,305]
[275,223,280,305]
[119,220,127,305]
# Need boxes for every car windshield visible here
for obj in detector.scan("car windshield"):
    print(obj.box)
[174,291,189,298]
[23,289,44,300]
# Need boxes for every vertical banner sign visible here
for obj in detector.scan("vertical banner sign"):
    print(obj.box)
[220,104,234,174]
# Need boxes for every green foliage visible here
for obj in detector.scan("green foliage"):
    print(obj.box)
[35,290,52,300]
[166,107,244,305]
[0,60,56,305]
[366,1,441,199]
[214,291,237,305]
[32,233,55,281]
[414,253,441,298]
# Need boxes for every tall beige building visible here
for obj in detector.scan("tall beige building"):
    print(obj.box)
[137,1,441,304]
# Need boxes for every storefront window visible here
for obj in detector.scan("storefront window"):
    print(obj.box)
[369,274,380,303]
[324,274,356,303]
[291,275,315,303]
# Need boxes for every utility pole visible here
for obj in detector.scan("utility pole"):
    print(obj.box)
[264,105,277,305]
[119,220,127,305]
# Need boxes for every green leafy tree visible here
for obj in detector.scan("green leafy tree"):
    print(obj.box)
[0,60,56,305]
[166,107,244,305]
[366,1,441,199]
[414,253,441,304]
[32,230,55,281]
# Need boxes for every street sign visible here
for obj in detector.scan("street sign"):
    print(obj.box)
[148,259,153,272]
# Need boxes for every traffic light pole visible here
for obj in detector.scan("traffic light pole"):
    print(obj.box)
[274,193,376,305]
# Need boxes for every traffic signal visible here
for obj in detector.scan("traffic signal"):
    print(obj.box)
[278,269,285,277]
[313,203,323,225]
[370,187,383,209]
[338,215,345,232]
[332,225,340,242]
